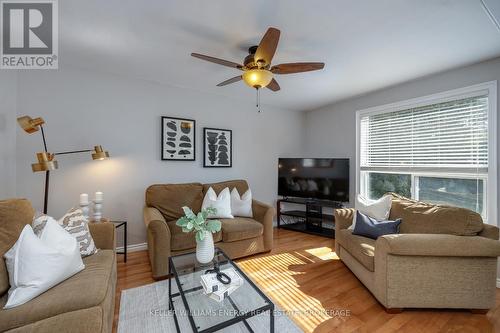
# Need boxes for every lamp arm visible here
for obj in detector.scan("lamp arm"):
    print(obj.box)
[42,148,93,214]
[54,149,93,156]
[40,125,49,153]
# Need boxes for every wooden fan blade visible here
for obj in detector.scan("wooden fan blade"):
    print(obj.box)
[217,76,242,86]
[191,53,243,69]
[266,78,280,92]
[271,62,325,74]
[254,27,280,66]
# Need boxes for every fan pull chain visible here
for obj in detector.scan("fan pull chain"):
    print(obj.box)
[256,88,262,113]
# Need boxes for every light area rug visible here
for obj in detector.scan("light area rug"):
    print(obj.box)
[118,280,302,333]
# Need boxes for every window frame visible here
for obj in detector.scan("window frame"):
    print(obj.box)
[355,81,497,225]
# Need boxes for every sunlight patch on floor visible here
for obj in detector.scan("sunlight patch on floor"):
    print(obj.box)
[238,250,335,332]
[305,246,338,260]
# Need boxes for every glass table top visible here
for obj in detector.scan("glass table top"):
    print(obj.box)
[169,248,273,331]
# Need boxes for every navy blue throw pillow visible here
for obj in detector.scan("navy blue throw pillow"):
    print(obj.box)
[352,211,401,240]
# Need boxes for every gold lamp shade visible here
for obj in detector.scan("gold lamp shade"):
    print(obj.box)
[32,152,58,172]
[242,69,273,89]
[91,145,110,160]
[17,116,45,134]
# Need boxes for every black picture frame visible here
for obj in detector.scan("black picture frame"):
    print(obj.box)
[203,127,232,168]
[161,116,196,161]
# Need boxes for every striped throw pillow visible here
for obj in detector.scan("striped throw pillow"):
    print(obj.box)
[32,211,49,237]
[58,208,98,257]
[32,208,98,257]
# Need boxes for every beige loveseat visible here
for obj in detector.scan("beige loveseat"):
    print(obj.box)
[144,180,274,279]
[335,193,500,312]
[0,199,117,333]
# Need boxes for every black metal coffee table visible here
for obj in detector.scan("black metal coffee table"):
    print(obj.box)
[168,248,274,333]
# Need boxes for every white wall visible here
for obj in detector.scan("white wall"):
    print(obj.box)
[15,67,305,246]
[0,72,17,198]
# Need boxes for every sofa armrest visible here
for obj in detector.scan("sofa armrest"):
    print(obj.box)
[252,199,275,251]
[479,223,499,240]
[89,222,116,250]
[144,206,167,227]
[376,233,500,257]
[334,208,355,230]
[144,206,171,279]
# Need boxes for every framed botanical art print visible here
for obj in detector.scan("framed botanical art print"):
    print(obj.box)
[161,116,196,160]
[203,128,232,167]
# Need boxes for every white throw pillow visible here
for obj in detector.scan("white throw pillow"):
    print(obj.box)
[4,221,84,309]
[348,194,392,230]
[230,188,253,218]
[201,187,233,219]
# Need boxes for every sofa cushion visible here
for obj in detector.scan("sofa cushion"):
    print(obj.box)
[167,220,222,251]
[337,229,375,272]
[388,193,483,236]
[220,218,263,242]
[146,183,204,221]
[203,179,249,196]
[0,250,115,332]
[0,199,35,297]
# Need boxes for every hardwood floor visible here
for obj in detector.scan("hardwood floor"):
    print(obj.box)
[114,228,500,333]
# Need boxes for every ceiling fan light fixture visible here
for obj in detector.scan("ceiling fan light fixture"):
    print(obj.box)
[191,27,324,95]
[242,69,273,89]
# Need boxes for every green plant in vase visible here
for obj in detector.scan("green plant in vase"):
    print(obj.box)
[176,206,221,263]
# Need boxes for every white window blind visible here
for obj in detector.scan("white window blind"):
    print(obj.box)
[360,96,489,170]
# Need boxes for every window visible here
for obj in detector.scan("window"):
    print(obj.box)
[356,82,497,222]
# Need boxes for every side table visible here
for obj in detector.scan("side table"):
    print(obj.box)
[110,220,127,262]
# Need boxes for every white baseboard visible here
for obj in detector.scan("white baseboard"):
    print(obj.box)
[497,278,500,289]
[116,242,147,253]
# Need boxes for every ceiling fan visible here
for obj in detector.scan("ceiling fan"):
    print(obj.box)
[191,27,325,111]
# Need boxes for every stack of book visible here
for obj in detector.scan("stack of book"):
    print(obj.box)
[200,267,244,302]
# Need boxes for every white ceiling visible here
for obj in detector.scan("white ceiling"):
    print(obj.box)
[60,0,500,111]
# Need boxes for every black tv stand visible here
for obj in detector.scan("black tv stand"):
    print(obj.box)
[277,197,344,238]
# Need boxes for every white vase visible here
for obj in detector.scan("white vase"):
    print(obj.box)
[196,231,214,264]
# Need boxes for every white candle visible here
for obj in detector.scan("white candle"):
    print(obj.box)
[95,191,103,202]
[80,193,89,205]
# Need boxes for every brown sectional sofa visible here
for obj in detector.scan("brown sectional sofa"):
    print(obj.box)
[0,199,116,333]
[144,179,274,279]
[335,193,500,312]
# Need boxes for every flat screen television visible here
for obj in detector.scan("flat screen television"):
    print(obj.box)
[278,158,349,202]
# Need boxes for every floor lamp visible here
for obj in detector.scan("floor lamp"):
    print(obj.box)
[17,115,110,214]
